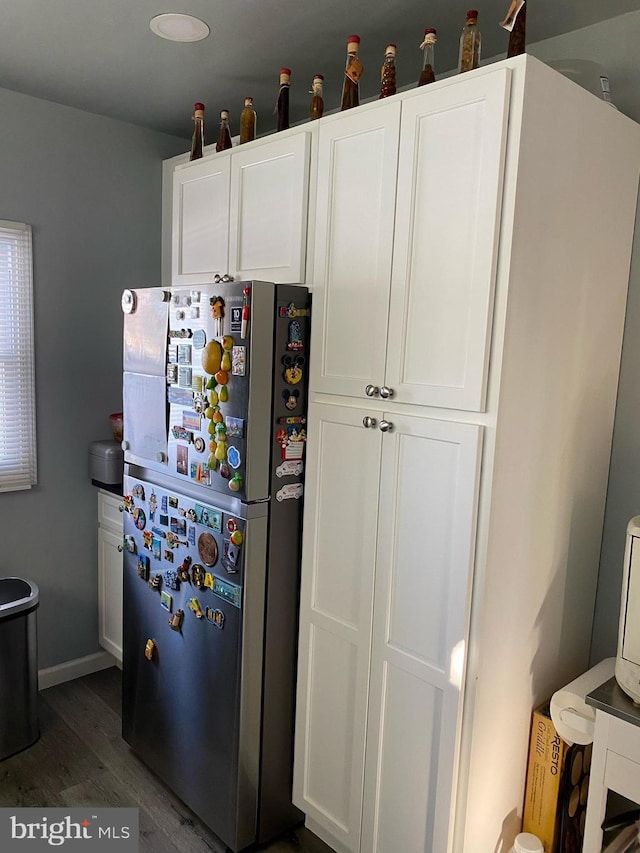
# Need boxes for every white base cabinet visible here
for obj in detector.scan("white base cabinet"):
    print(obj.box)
[294,55,640,853]
[97,490,123,664]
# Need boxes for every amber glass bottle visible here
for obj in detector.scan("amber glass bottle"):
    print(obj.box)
[340,35,362,111]
[240,97,256,144]
[277,68,291,132]
[379,44,397,98]
[190,102,205,161]
[504,0,526,57]
[310,75,324,120]
[458,10,481,73]
[418,29,437,86]
[216,110,232,152]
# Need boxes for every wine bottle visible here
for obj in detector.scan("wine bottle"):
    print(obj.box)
[277,68,291,132]
[216,110,232,152]
[190,102,205,161]
[340,35,362,111]
[458,10,481,73]
[418,29,437,86]
[240,97,256,144]
[379,44,397,98]
[310,74,324,120]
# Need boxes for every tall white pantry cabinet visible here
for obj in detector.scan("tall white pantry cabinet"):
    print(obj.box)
[292,55,640,853]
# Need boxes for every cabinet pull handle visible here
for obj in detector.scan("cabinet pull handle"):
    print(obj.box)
[362,416,377,429]
[214,273,235,283]
[379,386,395,399]
[365,384,380,397]
[379,420,394,432]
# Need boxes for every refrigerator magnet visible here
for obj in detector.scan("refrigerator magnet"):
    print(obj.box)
[282,354,305,384]
[164,570,180,590]
[192,328,206,349]
[282,389,299,410]
[188,597,204,619]
[227,446,241,469]
[132,484,146,500]
[163,550,174,563]
[209,295,225,336]
[222,540,239,573]
[149,573,162,591]
[143,531,153,551]
[231,346,246,376]
[133,507,146,530]
[287,320,304,351]
[137,555,150,580]
[206,607,225,629]
[204,572,214,589]
[177,556,192,583]
[160,591,173,612]
[169,609,184,631]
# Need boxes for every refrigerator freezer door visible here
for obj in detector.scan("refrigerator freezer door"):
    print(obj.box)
[121,473,266,851]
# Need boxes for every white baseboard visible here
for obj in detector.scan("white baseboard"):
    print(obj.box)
[38,651,117,690]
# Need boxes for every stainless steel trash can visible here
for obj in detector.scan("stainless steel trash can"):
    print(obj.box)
[0,578,39,760]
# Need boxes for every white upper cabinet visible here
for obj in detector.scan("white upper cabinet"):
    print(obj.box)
[229,131,311,283]
[309,70,510,412]
[172,129,312,286]
[386,70,510,411]
[309,102,401,401]
[173,155,231,284]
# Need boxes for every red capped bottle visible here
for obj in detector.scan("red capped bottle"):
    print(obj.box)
[190,102,205,161]
[341,35,362,111]
[277,68,291,132]
[458,10,481,73]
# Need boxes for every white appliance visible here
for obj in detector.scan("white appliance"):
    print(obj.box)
[615,516,640,703]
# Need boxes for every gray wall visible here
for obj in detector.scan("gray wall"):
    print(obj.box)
[0,87,185,669]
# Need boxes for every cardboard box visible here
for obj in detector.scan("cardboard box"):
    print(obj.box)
[522,702,592,853]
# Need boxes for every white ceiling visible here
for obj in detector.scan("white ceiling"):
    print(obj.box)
[1,0,639,140]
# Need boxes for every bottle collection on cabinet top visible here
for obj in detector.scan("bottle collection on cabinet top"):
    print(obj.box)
[185,5,526,159]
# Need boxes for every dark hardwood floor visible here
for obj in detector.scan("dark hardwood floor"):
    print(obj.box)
[0,667,333,853]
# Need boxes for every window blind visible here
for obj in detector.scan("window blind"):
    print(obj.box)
[0,220,36,491]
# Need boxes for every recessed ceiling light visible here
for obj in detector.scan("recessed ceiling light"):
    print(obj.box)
[149,13,210,42]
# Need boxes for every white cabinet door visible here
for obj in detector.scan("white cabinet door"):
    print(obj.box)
[360,415,482,853]
[293,402,383,853]
[309,102,401,400]
[172,154,231,285]
[385,70,510,412]
[229,131,311,283]
[98,525,123,663]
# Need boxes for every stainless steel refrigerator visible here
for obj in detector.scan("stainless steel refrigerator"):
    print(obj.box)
[120,281,309,851]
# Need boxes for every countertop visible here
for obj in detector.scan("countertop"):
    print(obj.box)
[91,479,122,496]
[587,676,640,728]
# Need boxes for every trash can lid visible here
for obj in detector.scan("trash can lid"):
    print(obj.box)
[0,578,39,616]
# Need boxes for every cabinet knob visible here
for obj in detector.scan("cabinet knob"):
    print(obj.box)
[117,544,124,553]
[156,452,167,463]
[121,440,129,451]
[118,505,124,513]
[379,420,394,432]
[362,416,377,429]
[365,384,380,397]
[379,386,395,399]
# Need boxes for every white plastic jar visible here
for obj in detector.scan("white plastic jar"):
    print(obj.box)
[509,833,544,853]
